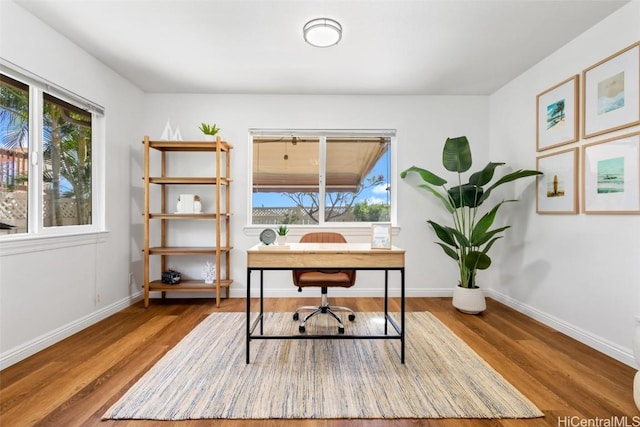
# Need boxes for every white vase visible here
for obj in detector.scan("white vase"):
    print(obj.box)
[277,235,287,245]
[452,285,486,314]
[177,194,195,213]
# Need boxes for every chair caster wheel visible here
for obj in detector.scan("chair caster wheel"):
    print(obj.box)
[338,326,345,334]
[293,313,299,321]
[299,325,306,333]
[348,314,356,322]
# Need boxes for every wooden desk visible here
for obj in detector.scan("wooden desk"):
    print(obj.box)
[246,243,406,363]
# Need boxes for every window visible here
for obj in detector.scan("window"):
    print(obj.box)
[0,69,103,238]
[250,130,395,226]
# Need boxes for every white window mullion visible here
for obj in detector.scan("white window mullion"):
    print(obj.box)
[318,136,326,225]
[28,86,43,234]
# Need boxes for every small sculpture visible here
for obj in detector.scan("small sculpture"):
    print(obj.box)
[202,261,216,284]
[161,269,181,285]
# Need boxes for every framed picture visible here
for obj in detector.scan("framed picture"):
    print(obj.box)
[582,42,640,139]
[582,132,640,214]
[536,148,579,214]
[536,75,579,151]
[371,222,392,249]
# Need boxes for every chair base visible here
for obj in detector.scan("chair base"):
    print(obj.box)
[293,291,355,334]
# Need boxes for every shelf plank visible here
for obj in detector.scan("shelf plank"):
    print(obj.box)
[149,279,233,292]
[148,213,228,220]
[145,140,233,152]
[148,246,233,255]
[148,177,230,185]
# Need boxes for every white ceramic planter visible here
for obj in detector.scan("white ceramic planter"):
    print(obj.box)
[452,286,486,314]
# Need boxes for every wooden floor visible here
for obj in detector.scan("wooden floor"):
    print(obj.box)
[0,297,636,426]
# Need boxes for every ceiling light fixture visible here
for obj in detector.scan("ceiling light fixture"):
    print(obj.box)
[303,18,342,48]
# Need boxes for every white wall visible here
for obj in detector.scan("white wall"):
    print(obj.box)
[489,0,640,366]
[138,94,489,299]
[0,0,144,369]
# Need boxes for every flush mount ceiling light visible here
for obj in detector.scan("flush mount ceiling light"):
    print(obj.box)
[303,18,342,48]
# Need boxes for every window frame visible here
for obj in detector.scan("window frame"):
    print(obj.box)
[247,128,397,230]
[0,63,106,250]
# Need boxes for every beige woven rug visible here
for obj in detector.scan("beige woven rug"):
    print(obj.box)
[103,312,543,420]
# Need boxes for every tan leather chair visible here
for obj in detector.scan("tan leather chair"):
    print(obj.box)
[292,232,356,333]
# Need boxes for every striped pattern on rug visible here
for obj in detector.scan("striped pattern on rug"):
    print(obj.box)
[103,311,543,420]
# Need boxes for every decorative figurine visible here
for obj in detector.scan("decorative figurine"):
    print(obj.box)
[202,261,216,284]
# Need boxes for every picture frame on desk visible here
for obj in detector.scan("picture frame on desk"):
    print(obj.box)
[371,222,392,249]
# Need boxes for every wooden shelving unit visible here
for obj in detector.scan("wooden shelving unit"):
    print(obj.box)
[142,135,232,308]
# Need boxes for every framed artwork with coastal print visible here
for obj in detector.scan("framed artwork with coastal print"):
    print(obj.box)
[536,148,579,214]
[536,75,579,151]
[582,42,640,139]
[582,132,640,214]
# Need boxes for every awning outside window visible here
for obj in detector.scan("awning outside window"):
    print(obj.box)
[253,136,388,193]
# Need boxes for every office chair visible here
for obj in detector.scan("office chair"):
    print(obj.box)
[292,232,356,334]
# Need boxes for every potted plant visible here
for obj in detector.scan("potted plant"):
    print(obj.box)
[401,136,541,314]
[276,224,289,245]
[199,122,220,141]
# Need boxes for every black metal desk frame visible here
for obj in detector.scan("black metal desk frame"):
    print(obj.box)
[245,265,405,364]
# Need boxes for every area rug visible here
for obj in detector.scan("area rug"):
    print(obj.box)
[103,312,543,420]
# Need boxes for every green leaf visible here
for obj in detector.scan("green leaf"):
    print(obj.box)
[400,166,447,186]
[481,236,503,255]
[450,227,471,247]
[427,220,457,247]
[480,169,542,203]
[448,184,482,208]
[442,136,472,173]
[435,242,459,261]
[465,251,491,270]
[469,162,504,187]
[418,184,455,213]
[470,200,507,242]
[473,226,510,247]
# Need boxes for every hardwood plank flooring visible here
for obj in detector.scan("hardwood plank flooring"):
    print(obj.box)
[0,297,636,426]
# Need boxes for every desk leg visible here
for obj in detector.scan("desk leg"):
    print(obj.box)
[401,267,405,364]
[384,269,389,335]
[260,270,264,335]
[246,268,251,364]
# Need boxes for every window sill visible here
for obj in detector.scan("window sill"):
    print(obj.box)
[0,230,110,257]
[243,225,399,239]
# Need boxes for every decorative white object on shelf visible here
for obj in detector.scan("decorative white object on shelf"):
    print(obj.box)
[194,196,202,213]
[160,119,173,140]
[176,194,195,213]
[172,127,182,141]
[202,261,216,284]
[160,120,183,141]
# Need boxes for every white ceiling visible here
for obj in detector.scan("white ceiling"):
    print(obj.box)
[13,0,629,95]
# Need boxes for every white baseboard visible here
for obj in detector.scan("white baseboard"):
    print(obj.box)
[0,291,143,370]
[486,289,636,368]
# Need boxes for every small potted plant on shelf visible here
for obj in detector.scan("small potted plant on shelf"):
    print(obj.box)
[401,136,541,314]
[199,122,220,141]
[276,225,289,245]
